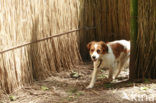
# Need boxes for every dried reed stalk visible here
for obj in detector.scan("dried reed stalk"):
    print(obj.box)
[130,0,156,79]
[96,0,130,41]
[0,0,82,93]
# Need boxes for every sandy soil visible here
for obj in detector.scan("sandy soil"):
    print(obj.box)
[0,63,156,103]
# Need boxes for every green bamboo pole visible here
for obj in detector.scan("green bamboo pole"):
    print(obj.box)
[129,0,138,80]
[130,0,138,42]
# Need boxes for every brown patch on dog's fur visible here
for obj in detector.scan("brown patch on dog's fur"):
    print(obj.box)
[109,43,125,58]
[99,41,108,54]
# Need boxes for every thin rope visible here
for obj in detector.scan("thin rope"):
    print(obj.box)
[0,27,96,54]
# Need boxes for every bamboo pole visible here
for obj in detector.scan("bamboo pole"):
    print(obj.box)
[129,0,138,80]
[130,0,156,80]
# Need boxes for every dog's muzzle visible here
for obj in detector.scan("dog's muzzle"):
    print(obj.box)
[91,56,97,61]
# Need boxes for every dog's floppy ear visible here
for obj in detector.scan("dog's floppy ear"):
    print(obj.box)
[87,41,93,50]
[99,41,108,53]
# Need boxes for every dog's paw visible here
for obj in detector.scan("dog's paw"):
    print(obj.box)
[86,85,94,89]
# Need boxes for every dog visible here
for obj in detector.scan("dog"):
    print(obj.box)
[86,40,130,89]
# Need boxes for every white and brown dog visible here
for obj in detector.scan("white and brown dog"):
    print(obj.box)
[86,40,130,89]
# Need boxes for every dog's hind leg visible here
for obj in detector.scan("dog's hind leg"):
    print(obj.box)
[108,66,115,82]
[114,63,122,79]
[115,56,129,79]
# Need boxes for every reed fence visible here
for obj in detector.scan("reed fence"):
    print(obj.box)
[0,0,130,93]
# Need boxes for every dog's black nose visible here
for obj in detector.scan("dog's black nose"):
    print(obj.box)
[92,56,96,60]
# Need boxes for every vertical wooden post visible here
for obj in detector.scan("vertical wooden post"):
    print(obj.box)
[129,0,138,80]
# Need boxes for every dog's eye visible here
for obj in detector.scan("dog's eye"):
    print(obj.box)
[90,49,94,52]
[97,49,100,53]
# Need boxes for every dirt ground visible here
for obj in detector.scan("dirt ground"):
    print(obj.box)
[0,63,156,103]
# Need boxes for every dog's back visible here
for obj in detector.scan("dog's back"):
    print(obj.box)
[106,40,130,78]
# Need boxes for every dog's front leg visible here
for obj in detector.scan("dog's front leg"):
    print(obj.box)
[87,62,99,89]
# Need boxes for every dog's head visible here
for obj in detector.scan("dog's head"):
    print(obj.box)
[87,41,108,61]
